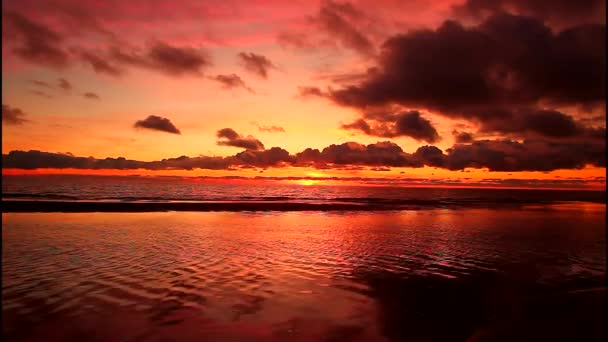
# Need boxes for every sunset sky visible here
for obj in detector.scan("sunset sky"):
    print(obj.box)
[2,0,606,189]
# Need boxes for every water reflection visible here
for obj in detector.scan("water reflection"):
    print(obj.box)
[2,204,606,341]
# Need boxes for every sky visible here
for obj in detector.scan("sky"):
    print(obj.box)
[1,0,606,189]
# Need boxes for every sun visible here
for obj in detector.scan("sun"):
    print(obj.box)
[298,180,321,186]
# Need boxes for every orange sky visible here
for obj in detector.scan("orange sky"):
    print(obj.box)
[1,0,606,189]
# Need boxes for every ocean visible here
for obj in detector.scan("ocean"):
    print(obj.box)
[2,174,605,205]
[2,175,606,341]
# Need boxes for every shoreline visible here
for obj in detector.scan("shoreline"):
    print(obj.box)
[2,199,605,213]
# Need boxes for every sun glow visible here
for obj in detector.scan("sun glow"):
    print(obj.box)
[298,179,322,186]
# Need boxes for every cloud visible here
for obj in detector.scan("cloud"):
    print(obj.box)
[30,78,72,92]
[4,10,210,79]
[58,78,72,91]
[453,0,606,28]
[452,130,475,143]
[276,0,390,58]
[30,80,52,88]
[296,86,329,99]
[3,134,605,172]
[296,141,422,168]
[111,42,211,77]
[3,11,70,68]
[413,145,445,168]
[478,109,604,139]
[313,71,373,85]
[216,128,240,140]
[413,138,606,172]
[232,147,294,167]
[134,115,181,134]
[2,105,29,125]
[277,0,380,56]
[326,13,605,127]
[238,52,277,79]
[342,110,440,143]
[210,74,254,93]
[0,148,294,171]
[80,42,211,77]
[78,49,124,76]
[83,92,100,100]
[3,0,117,39]
[312,0,375,55]
[252,122,286,133]
[277,32,316,50]
[216,128,265,151]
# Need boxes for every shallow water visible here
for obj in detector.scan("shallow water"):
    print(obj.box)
[2,204,606,341]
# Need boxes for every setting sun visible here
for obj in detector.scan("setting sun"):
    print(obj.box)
[298,179,322,186]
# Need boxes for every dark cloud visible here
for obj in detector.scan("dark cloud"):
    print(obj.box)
[111,42,211,77]
[2,134,605,172]
[75,42,210,77]
[83,92,100,100]
[414,139,606,171]
[30,80,52,88]
[216,128,240,140]
[0,148,294,171]
[452,131,475,143]
[453,0,606,27]
[3,11,70,68]
[413,145,445,168]
[2,105,29,125]
[78,49,124,76]
[238,52,277,79]
[296,141,422,168]
[312,0,375,55]
[58,78,72,91]
[341,118,372,134]
[296,86,329,99]
[327,13,605,127]
[232,147,294,167]
[210,74,254,93]
[2,8,209,78]
[2,150,109,170]
[341,110,440,143]
[479,109,602,138]
[134,115,181,134]
[216,128,265,151]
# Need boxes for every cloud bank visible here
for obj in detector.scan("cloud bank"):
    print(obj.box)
[3,136,604,172]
